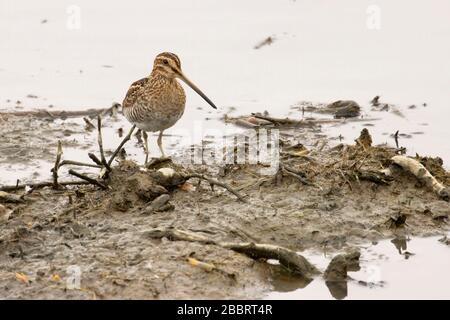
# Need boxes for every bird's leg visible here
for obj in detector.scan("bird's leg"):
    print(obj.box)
[142,131,149,164]
[157,130,166,158]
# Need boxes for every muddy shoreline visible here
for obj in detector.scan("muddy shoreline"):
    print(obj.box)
[0,107,449,299]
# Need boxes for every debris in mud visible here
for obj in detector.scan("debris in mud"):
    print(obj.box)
[142,227,319,278]
[143,194,173,214]
[370,96,405,118]
[355,128,372,149]
[293,100,361,118]
[225,111,376,129]
[387,211,408,229]
[371,95,380,107]
[254,36,275,49]
[326,100,361,118]
[187,257,216,272]
[324,255,348,282]
[15,272,30,285]
[0,204,11,223]
[1,110,450,299]
[438,236,450,246]
[0,191,25,204]
[390,155,449,201]
[324,248,361,282]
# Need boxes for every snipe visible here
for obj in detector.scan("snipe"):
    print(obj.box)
[122,52,217,162]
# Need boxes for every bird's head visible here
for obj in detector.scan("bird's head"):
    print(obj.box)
[152,52,217,109]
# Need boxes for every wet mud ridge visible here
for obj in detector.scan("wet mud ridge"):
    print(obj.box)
[0,108,449,299]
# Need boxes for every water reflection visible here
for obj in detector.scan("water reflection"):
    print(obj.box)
[267,236,450,300]
[325,281,347,300]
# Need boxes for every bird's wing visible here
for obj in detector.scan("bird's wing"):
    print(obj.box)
[122,77,148,109]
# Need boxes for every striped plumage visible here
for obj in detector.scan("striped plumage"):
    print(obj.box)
[122,52,217,162]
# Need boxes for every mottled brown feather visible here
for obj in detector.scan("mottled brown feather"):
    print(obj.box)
[122,77,148,109]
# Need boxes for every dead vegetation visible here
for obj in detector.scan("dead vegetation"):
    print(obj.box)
[0,108,449,299]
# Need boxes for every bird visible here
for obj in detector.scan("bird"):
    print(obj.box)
[122,52,217,163]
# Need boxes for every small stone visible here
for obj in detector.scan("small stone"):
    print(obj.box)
[144,194,171,214]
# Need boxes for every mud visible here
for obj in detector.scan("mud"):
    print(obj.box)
[0,109,449,299]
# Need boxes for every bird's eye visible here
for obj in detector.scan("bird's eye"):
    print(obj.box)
[163,59,168,65]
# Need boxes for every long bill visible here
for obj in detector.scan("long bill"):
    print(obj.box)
[178,72,217,109]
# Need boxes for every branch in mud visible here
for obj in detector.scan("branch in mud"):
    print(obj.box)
[96,116,112,173]
[52,141,63,189]
[68,169,108,190]
[280,164,312,186]
[185,173,247,202]
[221,242,319,277]
[107,125,136,167]
[142,227,319,278]
[252,113,316,127]
[0,191,26,203]
[0,106,118,120]
[355,169,393,185]
[58,160,102,169]
[83,117,96,131]
[389,155,449,201]
[0,181,90,192]
[88,153,103,166]
[226,113,381,128]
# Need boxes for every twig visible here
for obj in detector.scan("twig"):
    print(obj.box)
[0,107,113,119]
[59,160,102,169]
[280,164,312,186]
[247,113,381,127]
[52,141,63,189]
[185,173,247,202]
[252,113,314,127]
[356,170,393,185]
[68,169,108,190]
[338,169,353,191]
[394,130,400,148]
[0,181,90,192]
[107,125,136,167]
[96,116,111,172]
[88,153,103,166]
[83,117,96,131]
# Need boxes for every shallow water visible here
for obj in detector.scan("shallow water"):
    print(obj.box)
[1,0,450,164]
[266,236,450,300]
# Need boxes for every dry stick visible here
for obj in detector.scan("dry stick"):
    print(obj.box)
[391,155,449,201]
[142,227,319,277]
[52,141,63,189]
[59,160,102,169]
[252,113,314,127]
[83,117,96,130]
[96,116,111,172]
[338,169,353,191]
[88,153,103,166]
[107,125,136,167]
[0,181,90,192]
[280,164,312,186]
[185,173,247,202]
[68,169,108,190]
[0,108,112,119]
[249,113,380,127]
[394,130,400,149]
